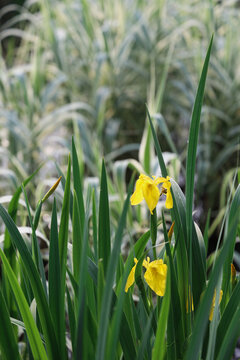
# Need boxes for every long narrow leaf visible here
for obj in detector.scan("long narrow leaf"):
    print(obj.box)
[48,199,63,354]
[215,262,240,355]
[106,254,133,360]
[162,210,185,357]
[72,138,85,237]
[72,191,82,280]
[0,204,61,359]
[74,190,91,359]
[0,249,48,360]
[95,177,133,360]
[185,36,213,254]
[0,289,20,360]
[3,165,42,313]
[59,155,71,278]
[185,198,240,359]
[146,106,167,177]
[222,185,240,307]
[98,159,111,273]
[216,307,240,360]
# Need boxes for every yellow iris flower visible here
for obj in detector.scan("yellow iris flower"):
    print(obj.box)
[130,174,173,214]
[125,257,167,296]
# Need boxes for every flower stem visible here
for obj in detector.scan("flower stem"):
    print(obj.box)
[151,208,157,259]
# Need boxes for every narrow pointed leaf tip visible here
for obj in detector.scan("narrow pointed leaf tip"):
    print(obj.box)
[130,174,173,213]
[42,176,62,203]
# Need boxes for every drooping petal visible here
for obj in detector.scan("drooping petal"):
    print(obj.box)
[163,180,171,189]
[144,259,167,296]
[142,182,160,214]
[161,178,173,209]
[125,258,138,293]
[155,177,168,185]
[165,187,173,209]
[130,177,144,205]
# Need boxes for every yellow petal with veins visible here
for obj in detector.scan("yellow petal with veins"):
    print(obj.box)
[144,259,167,296]
[142,182,160,214]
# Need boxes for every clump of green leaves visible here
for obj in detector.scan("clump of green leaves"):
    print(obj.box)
[0,37,240,360]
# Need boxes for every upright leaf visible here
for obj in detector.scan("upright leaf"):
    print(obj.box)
[146,106,167,178]
[0,204,61,359]
[72,191,82,280]
[0,249,48,360]
[185,36,213,263]
[95,178,133,360]
[3,166,42,313]
[98,159,111,273]
[185,195,240,359]
[49,199,63,354]
[59,155,71,279]
[221,184,240,307]
[0,289,20,360]
[216,306,240,360]
[72,137,85,235]
[74,186,92,359]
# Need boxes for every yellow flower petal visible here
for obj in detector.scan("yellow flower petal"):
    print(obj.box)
[130,177,145,205]
[209,289,223,321]
[125,258,138,292]
[161,178,173,209]
[140,174,154,183]
[144,259,167,296]
[142,182,160,214]
[165,187,173,209]
[130,174,172,213]
[143,257,150,269]
[155,177,168,185]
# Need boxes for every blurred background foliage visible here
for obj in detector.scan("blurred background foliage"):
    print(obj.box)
[0,0,240,254]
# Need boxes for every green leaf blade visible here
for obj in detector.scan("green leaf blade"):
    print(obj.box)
[185,36,213,249]
[0,289,20,360]
[98,159,111,273]
[0,203,61,359]
[0,249,48,360]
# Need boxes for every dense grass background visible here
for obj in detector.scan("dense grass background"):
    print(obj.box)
[1,0,240,242]
[0,1,240,359]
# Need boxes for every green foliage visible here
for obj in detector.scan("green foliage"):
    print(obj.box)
[1,0,240,230]
[0,5,240,359]
[1,104,240,359]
